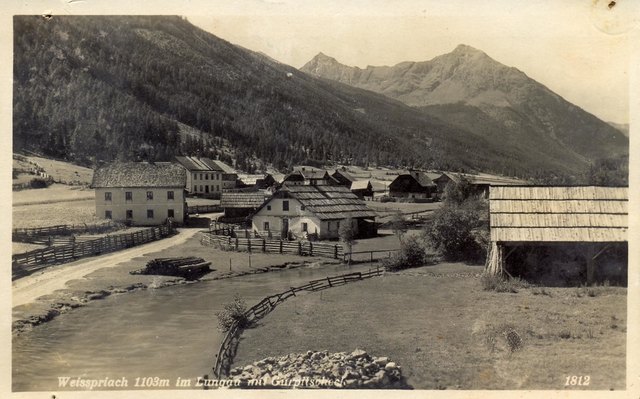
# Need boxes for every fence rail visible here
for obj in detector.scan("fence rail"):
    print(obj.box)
[200,232,343,259]
[212,267,385,378]
[12,221,122,242]
[12,225,176,279]
[342,248,401,263]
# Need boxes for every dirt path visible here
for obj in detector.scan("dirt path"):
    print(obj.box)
[12,228,201,308]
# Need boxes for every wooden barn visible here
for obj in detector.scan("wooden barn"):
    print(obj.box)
[388,170,436,199]
[350,180,374,200]
[485,186,628,286]
[220,192,268,222]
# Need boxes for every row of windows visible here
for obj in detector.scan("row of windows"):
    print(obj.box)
[193,185,220,193]
[104,191,175,201]
[105,209,175,219]
[194,173,221,181]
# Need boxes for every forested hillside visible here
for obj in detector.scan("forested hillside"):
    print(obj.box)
[13,16,616,179]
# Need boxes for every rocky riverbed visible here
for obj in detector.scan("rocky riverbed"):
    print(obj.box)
[227,349,411,389]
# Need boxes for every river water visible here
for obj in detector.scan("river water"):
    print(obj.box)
[12,262,370,392]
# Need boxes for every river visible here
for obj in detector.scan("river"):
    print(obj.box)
[12,262,372,391]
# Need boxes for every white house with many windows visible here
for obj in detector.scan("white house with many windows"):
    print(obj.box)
[92,162,187,225]
[175,156,237,198]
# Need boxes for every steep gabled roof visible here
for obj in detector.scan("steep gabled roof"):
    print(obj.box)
[268,184,376,220]
[490,186,628,242]
[389,173,434,193]
[333,169,356,183]
[351,180,372,191]
[92,162,186,188]
[437,172,527,186]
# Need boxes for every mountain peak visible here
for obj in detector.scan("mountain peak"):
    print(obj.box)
[451,44,486,57]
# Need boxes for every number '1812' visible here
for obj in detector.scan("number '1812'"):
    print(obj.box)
[565,376,590,386]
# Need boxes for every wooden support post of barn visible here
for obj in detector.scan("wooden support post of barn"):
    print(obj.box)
[485,241,504,276]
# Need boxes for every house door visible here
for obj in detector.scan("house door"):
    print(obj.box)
[281,218,289,239]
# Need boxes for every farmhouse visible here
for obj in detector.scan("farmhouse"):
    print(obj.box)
[433,172,527,197]
[175,156,237,198]
[486,186,628,286]
[283,168,336,186]
[350,180,374,200]
[220,192,268,222]
[252,184,377,240]
[92,162,186,225]
[332,169,356,187]
[388,170,436,199]
[236,173,277,190]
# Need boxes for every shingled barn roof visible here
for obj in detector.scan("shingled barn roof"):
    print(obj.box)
[175,156,236,173]
[221,192,267,209]
[489,186,628,242]
[92,162,186,188]
[279,184,376,220]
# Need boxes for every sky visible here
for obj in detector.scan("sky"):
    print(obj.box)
[183,0,639,124]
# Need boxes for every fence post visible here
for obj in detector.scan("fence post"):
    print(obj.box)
[298,241,302,256]
[263,239,266,253]
[327,276,332,287]
[334,245,338,259]
[371,251,374,264]
[235,237,239,251]
[309,242,313,257]
[280,240,283,254]
[248,239,251,253]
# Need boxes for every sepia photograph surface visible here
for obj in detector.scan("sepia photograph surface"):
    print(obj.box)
[4,0,639,397]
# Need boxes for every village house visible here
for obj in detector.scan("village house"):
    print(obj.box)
[92,162,187,225]
[220,191,269,222]
[251,184,377,240]
[433,172,528,198]
[331,168,356,187]
[350,180,374,200]
[486,186,628,286]
[388,170,437,199]
[236,173,277,190]
[283,167,337,186]
[174,156,237,198]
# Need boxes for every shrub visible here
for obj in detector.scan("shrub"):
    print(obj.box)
[424,205,485,262]
[215,295,249,332]
[29,177,52,189]
[481,274,530,293]
[382,235,428,271]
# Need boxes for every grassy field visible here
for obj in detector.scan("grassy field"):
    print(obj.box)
[234,263,626,390]
[26,155,93,185]
[13,184,94,206]
[13,199,98,229]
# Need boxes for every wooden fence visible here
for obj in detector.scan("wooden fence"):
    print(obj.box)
[12,225,176,279]
[187,205,223,214]
[200,233,343,259]
[342,248,401,264]
[212,267,385,378]
[12,221,122,242]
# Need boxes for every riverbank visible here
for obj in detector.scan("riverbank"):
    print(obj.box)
[12,229,341,335]
[233,263,627,390]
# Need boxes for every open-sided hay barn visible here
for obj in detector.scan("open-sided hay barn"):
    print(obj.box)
[486,186,628,286]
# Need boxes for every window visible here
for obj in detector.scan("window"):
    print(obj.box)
[125,192,133,201]
[282,200,289,211]
[168,209,175,218]
[200,185,203,192]
[205,173,209,180]
[194,173,198,180]
[126,210,133,219]
[167,191,174,200]
[200,173,203,180]
[302,222,308,232]
[216,185,219,192]
[146,191,153,200]
[264,222,270,231]
[104,192,112,201]
[105,210,112,219]
[337,221,341,229]
[147,209,154,219]
[267,205,271,211]
[301,205,306,211]
[193,185,197,192]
